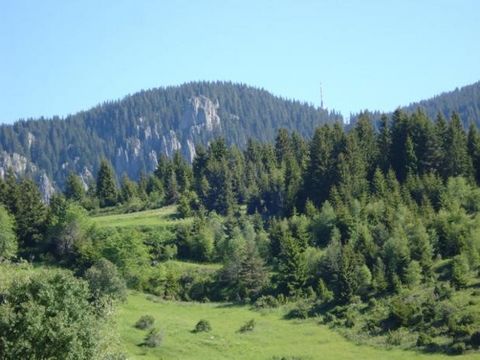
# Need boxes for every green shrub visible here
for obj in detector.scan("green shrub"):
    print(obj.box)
[448,342,466,355]
[322,312,335,324]
[345,312,356,328]
[0,269,100,359]
[193,319,212,333]
[434,283,454,300]
[470,331,480,348]
[448,309,479,338]
[387,296,421,328]
[135,315,155,330]
[254,295,280,309]
[386,330,403,346]
[416,332,433,347]
[285,301,310,319]
[239,319,256,333]
[142,328,163,348]
[85,258,127,302]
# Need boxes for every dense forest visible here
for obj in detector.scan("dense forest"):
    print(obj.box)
[350,81,480,130]
[0,81,341,190]
[2,108,480,357]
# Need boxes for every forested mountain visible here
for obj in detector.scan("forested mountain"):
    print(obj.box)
[3,109,480,356]
[350,80,480,129]
[0,81,341,198]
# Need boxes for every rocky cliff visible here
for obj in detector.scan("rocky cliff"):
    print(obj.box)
[0,81,341,197]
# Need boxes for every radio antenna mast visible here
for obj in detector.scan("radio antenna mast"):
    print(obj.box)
[320,82,324,109]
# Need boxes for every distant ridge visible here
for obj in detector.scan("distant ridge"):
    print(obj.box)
[350,80,480,129]
[0,81,342,196]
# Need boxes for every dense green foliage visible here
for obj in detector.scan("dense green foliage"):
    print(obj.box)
[0,205,16,261]
[0,267,102,359]
[350,80,480,130]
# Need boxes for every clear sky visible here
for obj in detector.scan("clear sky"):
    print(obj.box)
[0,0,479,123]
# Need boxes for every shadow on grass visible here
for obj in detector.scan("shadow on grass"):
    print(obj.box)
[214,302,246,309]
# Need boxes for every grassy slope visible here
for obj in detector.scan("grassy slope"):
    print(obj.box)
[93,206,479,358]
[117,293,478,360]
[90,206,191,229]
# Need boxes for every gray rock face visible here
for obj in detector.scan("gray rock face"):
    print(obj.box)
[0,95,223,199]
[181,95,221,133]
[114,95,221,176]
[0,151,37,178]
[0,151,54,202]
[38,173,56,203]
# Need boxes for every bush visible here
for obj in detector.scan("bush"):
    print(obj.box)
[470,331,480,348]
[386,330,403,346]
[448,342,466,355]
[239,319,256,333]
[0,269,100,359]
[416,332,433,347]
[142,328,163,348]
[193,319,212,333]
[0,206,17,261]
[85,258,127,301]
[285,301,310,319]
[387,296,421,328]
[448,309,479,338]
[254,295,280,309]
[135,315,155,330]
[345,312,356,328]
[322,312,335,324]
[434,283,453,300]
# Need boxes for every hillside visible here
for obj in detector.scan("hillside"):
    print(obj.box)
[117,293,480,360]
[350,81,480,129]
[0,81,341,198]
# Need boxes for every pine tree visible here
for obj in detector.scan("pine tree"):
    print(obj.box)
[336,134,368,200]
[120,174,138,202]
[277,227,306,296]
[275,128,292,165]
[354,113,378,177]
[336,242,362,302]
[154,154,170,181]
[96,159,118,207]
[390,109,410,181]
[206,157,235,215]
[305,125,345,206]
[451,254,470,289]
[64,172,85,202]
[164,166,179,204]
[372,168,387,198]
[434,113,449,177]
[2,168,18,214]
[467,122,480,184]
[405,135,418,176]
[377,115,391,173]
[222,240,267,300]
[15,179,47,257]
[444,113,473,178]
[173,151,192,193]
[0,205,17,261]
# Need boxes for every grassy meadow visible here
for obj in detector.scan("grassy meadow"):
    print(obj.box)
[116,292,479,360]
[91,205,191,229]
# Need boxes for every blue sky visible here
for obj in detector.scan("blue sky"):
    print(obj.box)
[0,0,479,123]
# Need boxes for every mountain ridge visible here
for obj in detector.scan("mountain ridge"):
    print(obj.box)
[0,81,342,198]
[349,80,480,128]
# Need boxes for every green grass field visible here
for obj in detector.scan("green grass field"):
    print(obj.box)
[116,292,479,360]
[162,259,222,272]
[91,206,190,229]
